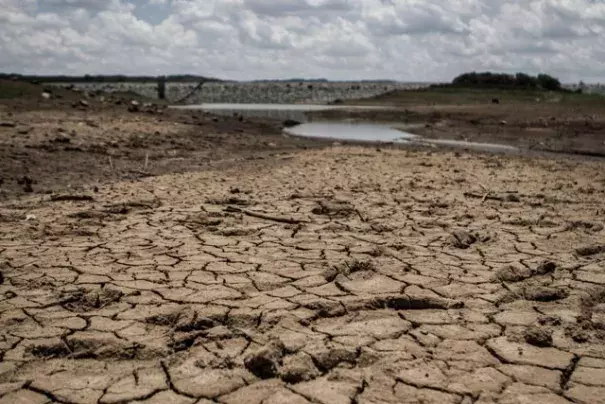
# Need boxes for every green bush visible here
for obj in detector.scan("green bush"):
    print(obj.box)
[537,74,562,91]
[451,71,562,91]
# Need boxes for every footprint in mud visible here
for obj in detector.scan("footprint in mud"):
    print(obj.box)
[311,200,358,219]
[279,352,321,383]
[565,287,605,343]
[524,327,553,347]
[103,199,162,214]
[523,286,569,302]
[495,261,557,282]
[244,340,285,379]
[60,288,124,312]
[448,230,483,249]
[323,259,375,282]
[575,244,605,257]
[206,196,250,206]
[16,175,34,193]
[495,265,533,282]
[28,333,164,360]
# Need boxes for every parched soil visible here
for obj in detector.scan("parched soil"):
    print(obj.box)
[2,81,605,403]
[1,144,605,403]
[0,80,326,201]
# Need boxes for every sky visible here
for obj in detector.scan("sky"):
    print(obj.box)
[1,0,604,83]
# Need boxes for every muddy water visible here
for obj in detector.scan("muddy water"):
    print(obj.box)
[284,122,418,142]
[285,122,520,153]
[173,103,520,153]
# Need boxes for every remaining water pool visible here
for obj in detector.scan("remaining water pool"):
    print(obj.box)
[284,122,417,142]
[285,122,519,153]
[172,103,519,154]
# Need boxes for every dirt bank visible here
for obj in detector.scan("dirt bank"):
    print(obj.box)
[0,80,328,201]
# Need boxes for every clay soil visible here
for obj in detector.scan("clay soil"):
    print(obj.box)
[1,81,605,404]
[0,80,329,201]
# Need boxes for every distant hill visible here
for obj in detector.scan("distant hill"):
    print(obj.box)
[0,73,223,83]
[248,78,398,83]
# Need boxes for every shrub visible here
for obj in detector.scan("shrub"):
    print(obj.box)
[451,71,562,91]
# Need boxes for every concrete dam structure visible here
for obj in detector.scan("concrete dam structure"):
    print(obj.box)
[53,81,432,104]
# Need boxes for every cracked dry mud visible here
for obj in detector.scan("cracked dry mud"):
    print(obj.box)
[1,146,605,404]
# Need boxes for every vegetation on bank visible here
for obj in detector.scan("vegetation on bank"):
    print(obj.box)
[0,79,40,99]
[434,71,569,92]
[345,71,603,106]
[347,85,605,107]
[0,73,223,83]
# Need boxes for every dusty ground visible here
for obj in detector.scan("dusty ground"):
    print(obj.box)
[0,80,325,201]
[1,145,605,403]
[2,81,605,403]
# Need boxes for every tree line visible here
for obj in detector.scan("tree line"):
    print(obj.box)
[0,73,223,83]
[448,71,564,91]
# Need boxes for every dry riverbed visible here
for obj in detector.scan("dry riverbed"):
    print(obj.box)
[1,145,605,404]
[2,80,605,403]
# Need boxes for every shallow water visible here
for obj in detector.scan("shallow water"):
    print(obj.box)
[172,103,519,153]
[285,122,520,153]
[284,122,417,142]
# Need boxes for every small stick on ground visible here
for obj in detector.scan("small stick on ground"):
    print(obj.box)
[355,209,367,222]
[225,206,309,224]
[478,183,491,204]
[500,281,524,302]
[463,192,505,202]
[144,152,149,171]
[50,194,94,202]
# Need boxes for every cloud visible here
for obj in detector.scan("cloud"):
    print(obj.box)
[36,0,128,12]
[0,0,604,82]
[243,0,354,17]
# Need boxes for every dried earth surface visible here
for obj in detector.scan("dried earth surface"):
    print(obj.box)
[2,146,605,403]
[0,79,327,201]
[1,80,605,403]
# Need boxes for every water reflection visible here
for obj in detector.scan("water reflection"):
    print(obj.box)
[172,103,520,154]
[284,122,417,142]
[285,122,520,153]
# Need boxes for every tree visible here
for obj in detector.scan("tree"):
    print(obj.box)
[537,74,561,91]
[515,73,537,88]
[451,71,563,91]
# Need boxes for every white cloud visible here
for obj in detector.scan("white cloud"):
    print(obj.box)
[0,0,604,82]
